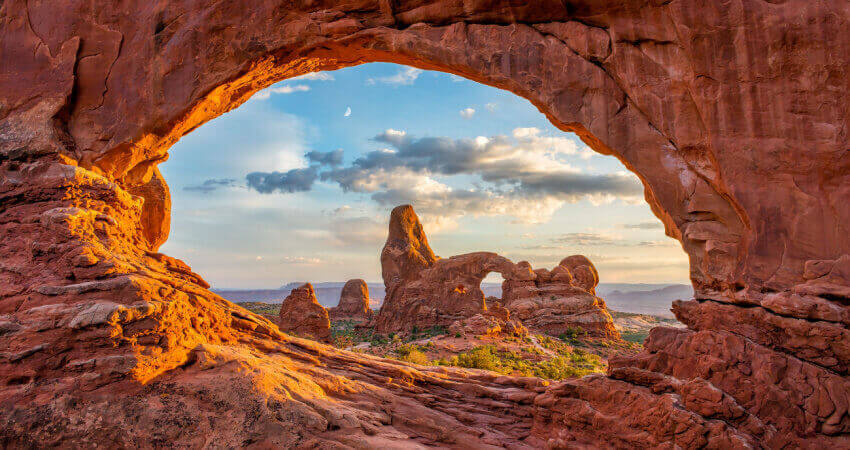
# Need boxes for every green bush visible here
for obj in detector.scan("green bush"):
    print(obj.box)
[558,326,587,341]
[395,344,430,365]
[620,330,650,344]
[453,346,501,371]
[439,343,605,380]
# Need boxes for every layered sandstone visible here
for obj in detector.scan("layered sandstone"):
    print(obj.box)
[502,257,618,338]
[278,283,332,343]
[1,0,848,447]
[376,205,617,337]
[328,279,372,321]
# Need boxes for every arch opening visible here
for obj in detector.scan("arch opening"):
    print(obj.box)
[115,28,749,302]
[157,63,689,319]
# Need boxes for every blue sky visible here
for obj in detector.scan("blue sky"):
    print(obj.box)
[160,63,689,288]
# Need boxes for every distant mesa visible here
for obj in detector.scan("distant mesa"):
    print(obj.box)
[277,283,331,343]
[329,279,373,321]
[374,204,618,339]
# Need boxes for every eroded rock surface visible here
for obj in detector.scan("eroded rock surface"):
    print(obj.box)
[376,205,617,338]
[278,283,332,343]
[503,257,619,338]
[1,0,849,447]
[328,279,372,321]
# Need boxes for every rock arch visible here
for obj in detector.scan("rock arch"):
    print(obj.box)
[1,1,848,447]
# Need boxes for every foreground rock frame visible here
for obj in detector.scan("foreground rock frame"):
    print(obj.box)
[1,1,848,447]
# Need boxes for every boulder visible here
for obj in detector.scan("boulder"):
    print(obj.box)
[328,279,372,321]
[278,283,332,343]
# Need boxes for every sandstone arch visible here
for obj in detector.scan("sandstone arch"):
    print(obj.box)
[1,1,849,447]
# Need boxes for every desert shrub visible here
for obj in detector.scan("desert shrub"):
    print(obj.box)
[438,343,605,380]
[405,325,448,342]
[452,346,501,372]
[534,357,590,379]
[330,320,358,348]
[558,326,587,341]
[395,344,430,365]
[620,330,650,344]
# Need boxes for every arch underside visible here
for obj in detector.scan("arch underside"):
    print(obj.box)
[1,0,849,446]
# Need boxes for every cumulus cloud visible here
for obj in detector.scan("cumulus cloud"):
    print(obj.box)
[485,102,498,112]
[459,107,476,119]
[319,127,633,205]
[344,106,351,117]
[306,149,344,166]
[327,216,387,246]
[245,167,318,193]
[184,178,239,193]
[367,67,422,85]
[243,127,641,224]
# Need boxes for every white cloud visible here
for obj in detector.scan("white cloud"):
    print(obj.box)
[308,127,642,224]
[281,256,325,265]
[366,67,422,86]
[344,107,351,117]
[459,108,476,119]
[163,99,307,176]
[485,102,497,112]
[290,72,335,81]
[271,84,310,94]
[330,205,352,215]
[449,74,465,82]
[254,84,310,100]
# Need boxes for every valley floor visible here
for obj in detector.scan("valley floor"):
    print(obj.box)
[238,302,682,380]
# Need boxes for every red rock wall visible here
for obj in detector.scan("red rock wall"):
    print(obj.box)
[1,1,848,447]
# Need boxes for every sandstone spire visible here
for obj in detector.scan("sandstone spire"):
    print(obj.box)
[329,279,372,320]
[380,204,438,291]
[278,283,332,343]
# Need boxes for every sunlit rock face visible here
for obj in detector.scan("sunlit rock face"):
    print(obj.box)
[278,283,332,343]
[328,279,373,321]
[1,0,848,447]
[375,205,516,331]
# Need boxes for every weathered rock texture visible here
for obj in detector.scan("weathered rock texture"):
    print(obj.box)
[1,0,848,447]
[377,205,617,337]
[278,283,332,343]
[328,278,372,321]
[502,256,618,338]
